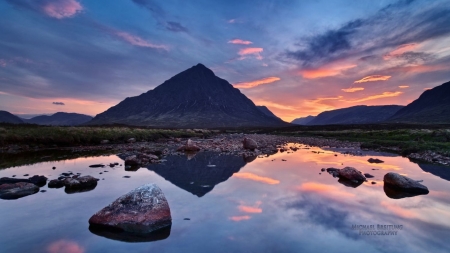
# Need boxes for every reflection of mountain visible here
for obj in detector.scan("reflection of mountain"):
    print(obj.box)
[418,163,450,181]
[147,152,248,197]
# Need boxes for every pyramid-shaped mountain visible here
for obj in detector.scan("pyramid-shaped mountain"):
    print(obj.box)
[88,64,288,128]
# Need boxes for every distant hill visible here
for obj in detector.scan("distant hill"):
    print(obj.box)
[388,81,450,124]
[0,110,24,124]
[257,106,282,120]
[25,112,93,126]
[291,115,315,125]
[306,105,404,125]
[88,64,288,128]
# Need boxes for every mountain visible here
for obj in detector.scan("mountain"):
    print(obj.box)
[88,64,287,128]
[25,112,93,126]
[0,110,24,124]
[291,115,315,125]
[257,106,281,120]
[307,105,404,125]
[388,81,450,123]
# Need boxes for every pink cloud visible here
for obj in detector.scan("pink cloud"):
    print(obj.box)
[0,59,6,67]
[398,85,409,88]
[115,31,169,50]
[228,39,253,45]
[47,240,84,253]
[233,77,280,89]
[299,64,356,79]
[383,43,419,60]
[229,215,251,221]
[238,47,263,60]
[233,172,280,184]
[42,0,83,19]
[354,75,391,83]
[238,201,262,213]
[341,87,364,93]
[343,91,403,103]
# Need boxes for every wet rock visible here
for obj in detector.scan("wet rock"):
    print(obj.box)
[383,172,429,194]
[176,139,200,152]
[371,181,376,184]
[364,173,374,178]
[338,167,366,182]
[368,158,384,164]
[321,168,326,172]
[0,182,39,200]
[0,177,30,185]
[48,179,65,188]
[64,175,99,192]
[89,184,172,234]
[28,175,48,187]
[123,176,131,178]
[125,155,139,166]
[243,138,257,150]
[89,164,105,168]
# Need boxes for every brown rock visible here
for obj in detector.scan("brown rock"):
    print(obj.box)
[243,138,257,150]
[177,139,200,152]
[338,167,366,182]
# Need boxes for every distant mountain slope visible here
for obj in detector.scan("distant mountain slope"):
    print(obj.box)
[388,81,450,123]
[307,105,404,125]
[257,106,282,120]
[291,115,315,125]
[88,64,288,128]
[0,110,24,124]
[26,112,93,126]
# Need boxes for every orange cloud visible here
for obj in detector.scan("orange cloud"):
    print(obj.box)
[47,240,84,253]
[228,39,253,45]
[398,85,409,88]
[229,215,251,221]
[343,91,403,103]
[341,87,364,93]
[233,77,280,89]
[115,31,168,50]
[300,64,356,79]
[238,47,263,60]
[238,201,262,213]
[424,88,432,91]
[233,172,280,184]
[383,43,419,60]
[42,0,83,19]
[354,75,391,83]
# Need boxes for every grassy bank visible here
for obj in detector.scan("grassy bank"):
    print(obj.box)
[0,124,207,148]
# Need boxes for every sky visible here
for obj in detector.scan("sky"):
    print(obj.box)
[1,0,450,122]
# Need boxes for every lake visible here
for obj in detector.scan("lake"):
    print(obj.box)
[1,144,450,253]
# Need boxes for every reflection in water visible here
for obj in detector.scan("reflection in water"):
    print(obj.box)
[232,172,280,185]
[146,152,248,197]
[89,225,171,243]
[337,178,364,188]
[383,184,429,199]
[419,163,450,181]
[47,239,85,253]
[64,184,97,194]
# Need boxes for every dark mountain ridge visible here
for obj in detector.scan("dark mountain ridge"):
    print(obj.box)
[0,110,24,124]
[25,112,93,126]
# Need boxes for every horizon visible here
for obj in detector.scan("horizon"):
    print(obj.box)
[1,0,450,122]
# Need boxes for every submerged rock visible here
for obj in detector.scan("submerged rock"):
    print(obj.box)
[364,173,374,178]
[89,184,172,234]
[383,172,429,194]
[0,182,39,200]
[89,224,171,243]
[243,138,257,150]
[368,158,384,164]
[89,164,105,168]
[338,167,366,182]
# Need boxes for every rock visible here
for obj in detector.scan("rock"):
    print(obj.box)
[127,138,136,143]
[338,167,366,182]
[0,177,30,185]
[243,138,257,150]
[368,158,384,163]
[28,175,48,187]
[371,181,376,184]
[383,172,429,194]
[48,179,65,188]
[89,164,105,168]
[176,139,200,152]
[364,173,374,178]
[125,155,139,166]
[89,184,172,234]
[321,168,326,172]
[338,178,364,188]
[0,182,39,200]
[101,140,109,144]
[64,175,99,192]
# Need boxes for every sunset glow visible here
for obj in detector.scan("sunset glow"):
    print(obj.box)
[233,173,280,185]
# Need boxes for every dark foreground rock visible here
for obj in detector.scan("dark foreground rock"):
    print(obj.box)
[1,175,47,187]
[383,184,427,199]
[383,172,429,194]
[89,184,172,233]
[0,182,39,200]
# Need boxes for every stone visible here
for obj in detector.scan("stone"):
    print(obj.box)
[243,138,257,150]
[48,179,65,188]
[28,175,48,187]
[64,175,99,191]
[338,167,366,182]
[125,155,139,166]
[89,164,105,168]
[383,172,429,194]
[176,139,200,152]
[0,182,39,200]
[89,184,172,234]
[368,158,384,163]
[364,173,374,178]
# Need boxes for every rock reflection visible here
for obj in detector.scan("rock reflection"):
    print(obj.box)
[383,184,429,199]
[64,184,97,194]
[89,225,171,243]
[418,163,450,181]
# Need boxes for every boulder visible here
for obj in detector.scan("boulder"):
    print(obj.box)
[89,184,172,233]
[48,179,65,188]
[28,175,48,187]
[0,177,30,185]
[176,139,200,152]
[125,155,139,166]
[383,172,429,194]
[243,138,257,150]
[338,167,366,182]
[0,182,39,200]
[64,175,99,191]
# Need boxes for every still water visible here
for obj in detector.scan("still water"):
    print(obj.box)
[1,144,450,253]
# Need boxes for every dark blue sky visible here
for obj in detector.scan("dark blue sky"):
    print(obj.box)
[1,0,450,120]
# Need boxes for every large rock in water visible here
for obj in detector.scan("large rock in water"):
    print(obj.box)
[383,172,429,194]
[87,64,288,128]
[89,184,172,233]
[0,182,39,200]
[338,167,366,182]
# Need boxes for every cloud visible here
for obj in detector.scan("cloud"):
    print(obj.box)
[341,87,364,93]
[47,240,84,253]
[114,31,169,50]
[6,0,83,19]
[354,75,391,83]
[399,85,409,88]
[0,59,6,67]
[233,77,280,89]
[228,19,236,23]
[238,201,262,213]
[383,43,419,60]
[299,64,356,79]
[228,39,253,45]
[229,215,251,221]
[238,47,263,60]
[343,91,403,103]
[52,102,65,105]
[165,21,189,33]
[233,172,280,185]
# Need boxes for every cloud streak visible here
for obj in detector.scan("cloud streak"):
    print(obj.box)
[228,39,253,45]
[233,172,280,185]
[115,31,169,50]
[233,77,280,89]
[52,102,65,105]
[343,91,403,103]
[341,87,364,93]
[354,75,391,83]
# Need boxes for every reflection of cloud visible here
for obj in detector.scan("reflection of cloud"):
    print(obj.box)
[229,215,251,221]
[298,182,355,198]
[342,91,402,103]
[233,172,280,184]
[47,240,84,253]
[380,201,415,218]
[233,77,280,89]
[228,39,252,45]
[238,201,262,213]
[354,75,391,83]
[341,87,364,93]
